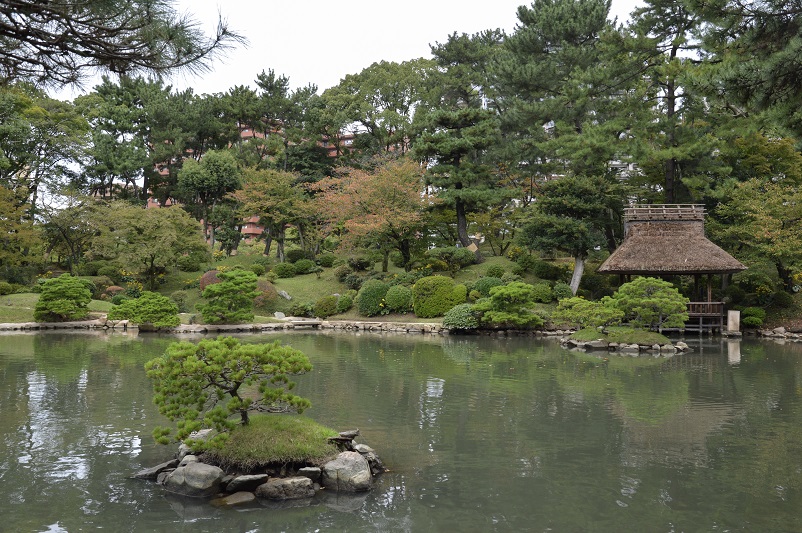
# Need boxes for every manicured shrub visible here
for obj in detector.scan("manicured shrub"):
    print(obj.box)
[285,249,311,263]
[501,272,522,283]
[290,301,314,317]
[742,316,764,328]
[741,307,766,328]
[317,253,336,268]
[611,277,689,330]
[412,275,467,318]
[356,279,390,317]
[348,257,372,271]
[97,265,122,282]
[531,283,553,303]
[176,253,206,273]
[198,269,259,324]
[0,281,12,295]
[254,279,279,310]
[34,274,92,322]
[108,291,180,328]
[314,295,339,318]
[384,285,413,313]
[531,260,566,281]
[514,254,538,273]
[551,296,624,329]
[344,273,364,291]
[294,259,316,275]
[424,247,476,276]
[553,282,573,301]
[249,264,266,277]
[473,276,505,297]
[336,294,353,313]
[442,303,479,331]
[111,294,130,305]
[170,290,191,313]
[271,262,297,278]
[333,264,353,282]
[473,282,545,328]
[771,290,794,308]
[78,260,112,276]
[389,271,424,287]
[199,270,221,291]
[485,265,505,278]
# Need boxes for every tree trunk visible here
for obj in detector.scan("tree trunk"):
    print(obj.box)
[456,198,471,247]
[381,250,389,272]
[569,255,586,295]
[262,227,273,256]
[276,225,286,263]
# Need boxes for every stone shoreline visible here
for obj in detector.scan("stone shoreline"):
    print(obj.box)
[0,317,569,336]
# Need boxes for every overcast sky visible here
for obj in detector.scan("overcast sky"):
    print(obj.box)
[57,0,643,99]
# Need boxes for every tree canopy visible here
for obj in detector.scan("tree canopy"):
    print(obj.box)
[0,0,244,87]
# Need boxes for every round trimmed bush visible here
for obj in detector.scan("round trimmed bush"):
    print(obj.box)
[0,281,13,295]
[772,290,794,308]
[442,303,479,331]
[285,249,312,263]
[384,285,413,313]
[314,295,339,318]
[356,279,390,317]
[249,264,266,277]
[473,276,504,297]
[553,282,573,301]
[97,265,121,282]
[272,262,297,278]
[317,253,336,268]
[199,270,221,291]
[333,264,352,282]
[294,259,316,275]
[485,265,505,278]
[254,279,279,311]
[412,275,467,318]
[531,283,553,303]
[336,294,353,313]
[170,290,192,313]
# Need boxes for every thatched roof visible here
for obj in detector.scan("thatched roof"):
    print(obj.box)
[598,205,746,275]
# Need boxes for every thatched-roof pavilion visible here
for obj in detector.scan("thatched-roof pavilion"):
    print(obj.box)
[598,205,746,276]
[598,205,746,332]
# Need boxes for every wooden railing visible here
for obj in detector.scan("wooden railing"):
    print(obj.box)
[624,204,705,222]
[687,301,724,316]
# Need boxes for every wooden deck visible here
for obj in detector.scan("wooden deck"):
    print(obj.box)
[662,301,725,333]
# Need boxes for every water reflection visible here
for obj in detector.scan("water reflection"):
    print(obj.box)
[1,331,802,531]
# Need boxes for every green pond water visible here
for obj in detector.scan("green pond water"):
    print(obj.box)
[1,331,801,532]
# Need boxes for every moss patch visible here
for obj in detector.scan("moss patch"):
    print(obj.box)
[205,414,340,472]
[570,326,671,345]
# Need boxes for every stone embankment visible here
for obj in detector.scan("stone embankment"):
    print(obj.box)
[560,337,691,354]
[133,429,384,507]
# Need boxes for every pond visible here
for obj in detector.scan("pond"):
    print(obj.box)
[1,331,801,532]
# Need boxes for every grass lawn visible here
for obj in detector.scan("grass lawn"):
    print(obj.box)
[205,414,340,471]
[570,326,671,345]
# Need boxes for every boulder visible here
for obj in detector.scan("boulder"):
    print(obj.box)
[255,476,315,500]
[162,462,225,498]
[586,340,609,350]
[297,467,321,483]
[675,341,689,351]
[226,474,269,493]
[210,491,256,508]
[178,454,198,467]
[132,459,178,480]
[322,451,372,492]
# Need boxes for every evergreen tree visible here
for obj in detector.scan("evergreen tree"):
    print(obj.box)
[413,30,506,248]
